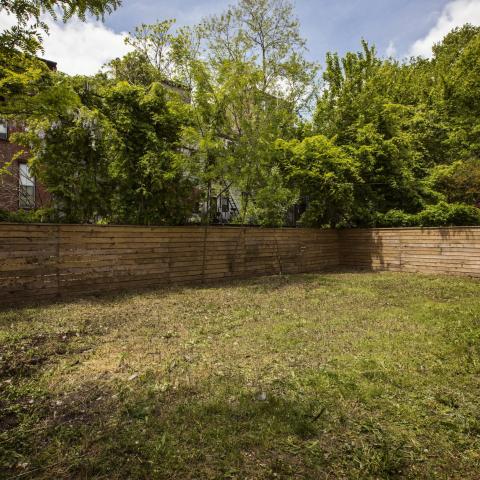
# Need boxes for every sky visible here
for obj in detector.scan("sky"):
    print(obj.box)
[1,0,480,75]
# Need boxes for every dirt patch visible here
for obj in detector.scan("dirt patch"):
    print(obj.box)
[0,331,94,380]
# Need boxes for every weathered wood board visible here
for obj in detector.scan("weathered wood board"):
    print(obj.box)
[0,224,339,304]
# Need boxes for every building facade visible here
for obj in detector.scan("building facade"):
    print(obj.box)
[0,120,52,212]
[0,58,57,213]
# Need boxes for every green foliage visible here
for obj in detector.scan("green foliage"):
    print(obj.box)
[415,202,480,227]
[429,158,480,204]
[314,43,432,223]
[311,26,480,227]
[276,135,360,227]
[374,209,415,228]
[376,202,480,227]
[21,105,111,223]
[3,1,480,229]
[16,77,195,224]
[0,207,55,223]
[242,166,298,227]
[106,51,162,88]
[0,52,79,119]
[123,20,177,78]
[103,82,194,225]
[433,25,480,161]
[140,1,318,224]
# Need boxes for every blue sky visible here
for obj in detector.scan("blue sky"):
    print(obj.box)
[2,0,479,74]
[103,0,451,61]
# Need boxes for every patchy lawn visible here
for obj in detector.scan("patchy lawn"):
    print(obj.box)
[1,272,479,479]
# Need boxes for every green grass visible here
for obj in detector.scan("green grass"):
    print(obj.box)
[1,272,480,479]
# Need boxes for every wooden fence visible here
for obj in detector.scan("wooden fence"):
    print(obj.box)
[1,224,479,306]
[0,224,339,304]
[339,227,480,277]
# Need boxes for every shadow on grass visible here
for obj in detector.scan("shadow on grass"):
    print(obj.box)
[0,271,344,318]
[1,371,412,479]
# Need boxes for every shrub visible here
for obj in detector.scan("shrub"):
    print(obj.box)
[416,202,480,227]
[375,209,416,227]
[0,208,56,223]
[376,202,480,227]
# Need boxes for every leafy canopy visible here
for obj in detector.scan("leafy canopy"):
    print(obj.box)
[310,25,480,227]
[3,0,480,228]
[15,77,195,224]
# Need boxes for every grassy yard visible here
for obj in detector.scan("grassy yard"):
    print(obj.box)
[1,272,479,479]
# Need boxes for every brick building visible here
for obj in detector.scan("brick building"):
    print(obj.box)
[0,59,58,213]
[0,119,52,212]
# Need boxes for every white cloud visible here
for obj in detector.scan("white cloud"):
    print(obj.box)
[386,41,397,57]
[409,0,480,57]
[0,13,132,75]
[42,20,132,75]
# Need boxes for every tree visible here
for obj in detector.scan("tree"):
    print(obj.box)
[310,26,480,227]
[6,2,480,228]
[313,42,447,225]
[175,0,317,224]
[0,53,79,118]
[431,25,480,162]
[14,75,112,222]
[201,0,317,108]
[104,81,194,225]
[123,20,176,79]
[0,53,79,184]
[0,0,121,54]
[316,44,421,220]
[15,76,195,224]
[106,51,161,88]
[103,1,318,226]
[276,135,360,227]
[0,0,120,139]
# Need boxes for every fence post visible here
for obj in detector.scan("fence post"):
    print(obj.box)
[55,224,61,298]
[201,223,208,284]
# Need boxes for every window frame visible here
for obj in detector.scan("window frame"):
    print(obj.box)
[0,119,8,141]
[18,163,36,210]
[221,195,230,213]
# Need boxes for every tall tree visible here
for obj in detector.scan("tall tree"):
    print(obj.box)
[310,25,480,227]
[168,0,317,224]
[313,42,442,225]
[104,81,194,225]
[104,1,318,225]
[431,25,480,163]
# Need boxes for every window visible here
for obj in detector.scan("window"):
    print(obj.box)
[19,163,35,209]
[0,120,7,141]
[221,195,230,213]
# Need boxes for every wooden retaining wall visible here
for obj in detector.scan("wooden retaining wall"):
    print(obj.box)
[0,224,339,304]
[339,227,480,277]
